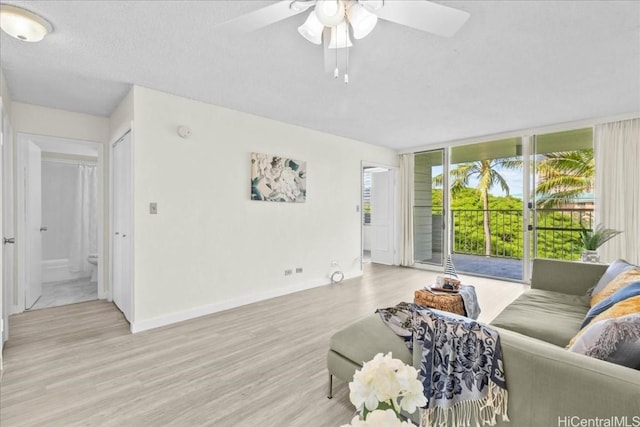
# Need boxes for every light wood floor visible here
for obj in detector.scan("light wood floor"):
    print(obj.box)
[0,264,528,427]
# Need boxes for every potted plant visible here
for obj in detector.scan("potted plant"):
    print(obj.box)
[579,224,622,263]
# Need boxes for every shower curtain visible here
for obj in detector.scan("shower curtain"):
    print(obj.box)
[68,164,98,274]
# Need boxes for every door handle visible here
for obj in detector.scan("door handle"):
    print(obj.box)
[40,226,48,232]
[3,237,15,245]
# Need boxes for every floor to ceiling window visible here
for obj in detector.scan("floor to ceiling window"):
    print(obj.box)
[413,150,445,266]
[531,128,594,262]
[412,127,594,282]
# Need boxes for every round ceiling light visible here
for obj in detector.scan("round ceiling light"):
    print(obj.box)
[314,0,345,27]
[0,4,52,42]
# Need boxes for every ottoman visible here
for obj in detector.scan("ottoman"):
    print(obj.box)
[326,313,411,398]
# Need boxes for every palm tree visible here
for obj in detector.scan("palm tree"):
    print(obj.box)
[435,158,519,256]
[535,149,594,208]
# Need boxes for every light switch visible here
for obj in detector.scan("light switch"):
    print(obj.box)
[150,202,158,214]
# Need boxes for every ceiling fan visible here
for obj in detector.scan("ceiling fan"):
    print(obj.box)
[216,0,470,82]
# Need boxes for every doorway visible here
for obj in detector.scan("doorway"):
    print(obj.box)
[362,163,397,266]
[14,133,104,313]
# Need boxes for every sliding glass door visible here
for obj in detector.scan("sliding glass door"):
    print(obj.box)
[411,127,595,282]
[448,138,524,281]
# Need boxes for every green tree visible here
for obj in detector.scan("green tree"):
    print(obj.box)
[535,149,594,208]
[435,159,520,256]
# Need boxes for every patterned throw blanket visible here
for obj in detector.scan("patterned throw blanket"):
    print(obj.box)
[377,303,509,427]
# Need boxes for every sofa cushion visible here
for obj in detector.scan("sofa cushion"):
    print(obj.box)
[490,289,590,347]
[591,268,640,306]
[591,259,638,296]
[567,314,640,370]
[329,314,413,368]
[581,281,640,328]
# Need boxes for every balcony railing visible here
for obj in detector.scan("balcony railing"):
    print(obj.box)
[450,208,594,261]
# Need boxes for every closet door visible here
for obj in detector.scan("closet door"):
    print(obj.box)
[112,133,132,322]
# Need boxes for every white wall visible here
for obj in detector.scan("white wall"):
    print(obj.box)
[0,68,12,120]
[131,86,398,330]
[12,103,109,143]
[110,89,133,143]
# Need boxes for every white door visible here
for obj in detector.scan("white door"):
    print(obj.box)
[370,170,395,265]
[0,105,4,346]
[112,133,132,322]
[25,141,42,309]
[1,104,13,343]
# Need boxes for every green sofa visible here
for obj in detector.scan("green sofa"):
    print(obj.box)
[327,259,640,425]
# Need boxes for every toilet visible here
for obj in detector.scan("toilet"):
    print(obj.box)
[87,253,98,283]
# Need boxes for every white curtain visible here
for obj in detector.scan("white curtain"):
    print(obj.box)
[68,164,98,273]
[400,153,415,266]
[594,118,640,265]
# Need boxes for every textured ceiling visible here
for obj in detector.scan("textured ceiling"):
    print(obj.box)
[1,1,639,150]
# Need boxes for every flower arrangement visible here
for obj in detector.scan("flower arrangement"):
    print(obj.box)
[340,352,426,427]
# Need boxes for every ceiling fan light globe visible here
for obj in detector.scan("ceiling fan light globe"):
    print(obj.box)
[0,5,51,42]
[297,10,324,45]
[348,3,377,39]
[328,21,352,49]
[315,0,346,27]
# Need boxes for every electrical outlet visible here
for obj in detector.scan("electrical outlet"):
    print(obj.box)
[296,267,303,274]
[284,269,293,276]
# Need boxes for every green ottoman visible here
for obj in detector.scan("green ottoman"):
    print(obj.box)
[326,313,411,398]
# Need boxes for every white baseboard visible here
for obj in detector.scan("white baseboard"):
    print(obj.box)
[130,270,362,333]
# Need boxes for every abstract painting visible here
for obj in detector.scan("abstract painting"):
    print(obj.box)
[251,153,307,202]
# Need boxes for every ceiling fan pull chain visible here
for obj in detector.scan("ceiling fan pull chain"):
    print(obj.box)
[344,22,349,84]
[334,33,339,78]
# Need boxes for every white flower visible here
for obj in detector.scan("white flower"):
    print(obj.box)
[399,381,427,414]
[347,352,426,423]
[340,410,416,427]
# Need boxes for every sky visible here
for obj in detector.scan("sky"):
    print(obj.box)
[432,164,525,199]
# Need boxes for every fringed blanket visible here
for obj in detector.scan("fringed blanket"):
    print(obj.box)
[377,303,509,427]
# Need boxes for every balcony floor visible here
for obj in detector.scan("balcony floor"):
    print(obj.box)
[418,252,524,281]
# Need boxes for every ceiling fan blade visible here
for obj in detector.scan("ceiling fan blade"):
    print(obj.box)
[215,1,307,35]
[375,0,470,37]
